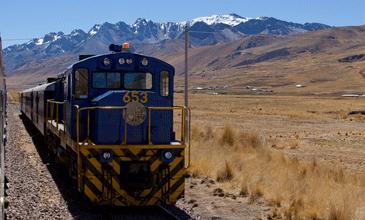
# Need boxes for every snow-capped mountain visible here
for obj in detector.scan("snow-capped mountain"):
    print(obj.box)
[3,14,331,73]
[191,13,252,26]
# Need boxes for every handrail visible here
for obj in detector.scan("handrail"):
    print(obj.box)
[77,106,127,145]
[74,105,189,147]
[73,104,81,191]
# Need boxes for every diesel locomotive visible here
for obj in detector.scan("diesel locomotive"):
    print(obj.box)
[19,43,190,206]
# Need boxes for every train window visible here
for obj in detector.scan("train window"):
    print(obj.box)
[124,72,152,90]
[93,72,121,89]
[75,68,88,99]
[160,71,169,96]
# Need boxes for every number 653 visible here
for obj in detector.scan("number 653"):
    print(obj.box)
[123,91,148,104]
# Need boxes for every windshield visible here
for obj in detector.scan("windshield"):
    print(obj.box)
[124,72,152,90]
[92,72,121,89]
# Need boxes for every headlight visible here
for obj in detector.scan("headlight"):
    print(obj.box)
[119,58,125,65]
[164,151,173,160]
[141,58,148,66]
[103,152,111,160]
[161,150,174,163]
[100,150,113,163]
[103,57,111,66]
[126,58,133,64]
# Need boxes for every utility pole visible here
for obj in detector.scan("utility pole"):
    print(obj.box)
[184,24,189,108]
[184,24,189,145]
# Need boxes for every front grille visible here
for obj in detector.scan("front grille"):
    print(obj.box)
[119,161,153,189]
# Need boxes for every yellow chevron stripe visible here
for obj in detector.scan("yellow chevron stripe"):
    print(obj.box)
[80,147,186,206]
[89,157,102,172]
[81,148,90,156]
[88,156,139,205]
[129,148,142,156]
[151,158,162,172]
[140,189,152,197]
[170,182,185,202]
[86,164,138,205]
[111,179,138,205]
[146,167,186,205]
[86,174,103,193]
[84,185,98,203]
[146,150,155,156]
[111,160,120,174]
[113,198,126,206]
[168,156,183,171]
[113,149,125,157]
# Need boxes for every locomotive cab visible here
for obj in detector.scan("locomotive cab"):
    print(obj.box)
[67,53,175,145]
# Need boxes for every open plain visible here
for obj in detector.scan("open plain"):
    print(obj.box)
[176,93,365,219]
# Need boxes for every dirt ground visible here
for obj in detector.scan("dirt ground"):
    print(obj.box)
[176,94,365,174]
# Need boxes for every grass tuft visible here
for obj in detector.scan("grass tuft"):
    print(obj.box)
[220,125,235,146]
[216,161,234,182]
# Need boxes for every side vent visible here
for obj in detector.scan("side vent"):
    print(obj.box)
[79,55,95,61]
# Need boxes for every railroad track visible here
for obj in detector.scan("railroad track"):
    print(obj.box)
[158,203,191,220]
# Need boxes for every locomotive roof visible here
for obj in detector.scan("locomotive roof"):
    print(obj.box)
[58,52,174,78]
[73,52,174,69]
[21,81,56,93]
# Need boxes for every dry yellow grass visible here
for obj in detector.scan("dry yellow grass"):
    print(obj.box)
[190,124,365,219]
[7,89,19,104]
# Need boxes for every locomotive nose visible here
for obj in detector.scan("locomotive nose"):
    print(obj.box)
[123,101,147,126]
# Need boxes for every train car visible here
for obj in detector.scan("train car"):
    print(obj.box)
[20,43,190,207]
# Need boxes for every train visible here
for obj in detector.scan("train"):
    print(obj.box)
[19,43,190,207]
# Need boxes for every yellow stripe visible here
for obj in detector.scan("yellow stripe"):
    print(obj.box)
[140,189,152,197]
[112,180,138,205]
[89,157,102,172]
[86,175,103,193]
[80,149,90,157]
[84,184,98,203]
[170,182,185,202]
[113,149,125,157]
[151,159,162,172]
[146,150,155,156]
[168,157,183,171]
[147,168,186,205]
[113,198,126,206]
[89,156,138,205]
[129,148,142,156]
[111,160,120,174]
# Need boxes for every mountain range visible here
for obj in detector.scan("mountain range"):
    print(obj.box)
[3,14,331,74]
[5,14,365,96]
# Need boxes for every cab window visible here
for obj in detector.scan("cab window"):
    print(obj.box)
[74,68,88,99]
[160,71,169,96]
[93,72,121,89]
[124,72,152,90]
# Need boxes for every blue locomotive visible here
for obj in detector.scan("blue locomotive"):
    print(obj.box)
[20,43,190,206]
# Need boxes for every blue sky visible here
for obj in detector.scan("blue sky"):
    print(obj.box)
[1,0,364,47]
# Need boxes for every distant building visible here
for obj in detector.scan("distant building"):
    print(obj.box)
[296,84,306,88]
